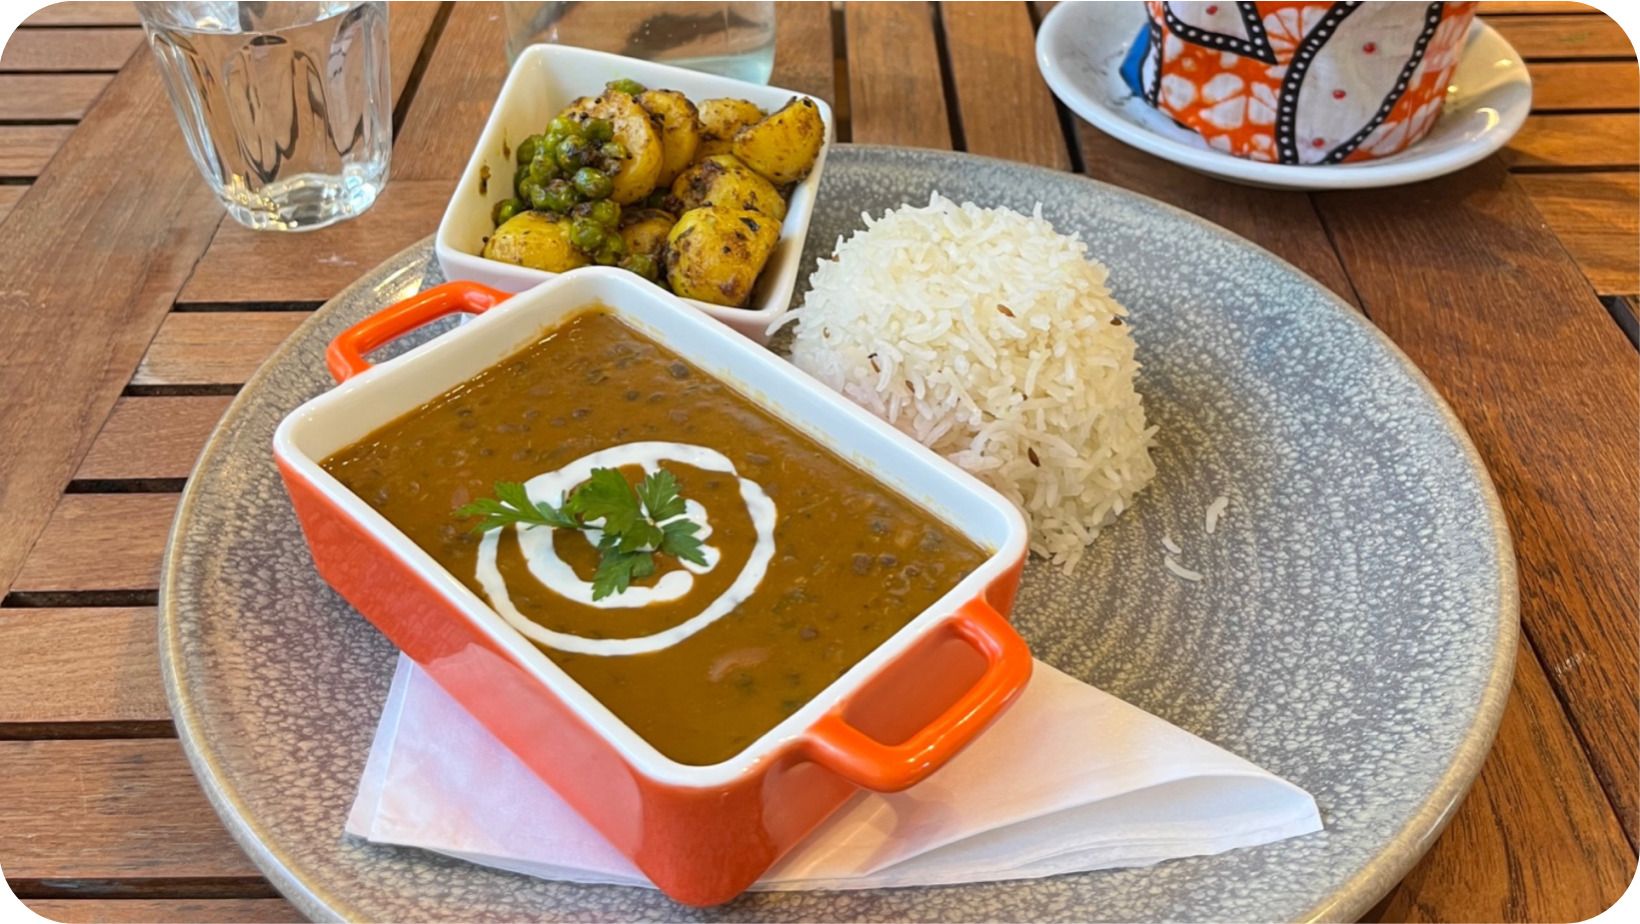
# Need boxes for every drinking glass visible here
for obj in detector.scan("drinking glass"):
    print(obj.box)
[504,2,776,84]
[136,1,391,232]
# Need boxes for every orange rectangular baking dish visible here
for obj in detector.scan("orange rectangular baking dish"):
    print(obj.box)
[273,270,1032,905]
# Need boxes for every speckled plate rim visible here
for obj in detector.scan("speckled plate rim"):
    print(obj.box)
[159,144,1518,923]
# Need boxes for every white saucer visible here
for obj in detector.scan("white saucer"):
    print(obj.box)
[1036,1,1532,190]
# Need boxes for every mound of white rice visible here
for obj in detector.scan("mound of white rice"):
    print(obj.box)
[772,193,1156,571]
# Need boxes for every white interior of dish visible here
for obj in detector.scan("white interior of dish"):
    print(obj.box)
[434,44,835,343]
[273,269,1027,788]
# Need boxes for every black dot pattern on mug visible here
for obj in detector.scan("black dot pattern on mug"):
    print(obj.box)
[1320,2,1445,165]
[1274,1,1361,165]
[1161,1,1278,64]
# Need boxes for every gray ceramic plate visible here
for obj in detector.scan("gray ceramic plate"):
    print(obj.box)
[161,145,1515,922]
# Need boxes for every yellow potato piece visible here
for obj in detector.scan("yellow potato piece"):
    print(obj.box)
[482,211,591,272]
[665,206,780,308]
[637,89,702,187]
[563,91,663,204]
[732,96,825,185]
[695,97,765,159]
[670,154,787,221]
[619,208,677,259]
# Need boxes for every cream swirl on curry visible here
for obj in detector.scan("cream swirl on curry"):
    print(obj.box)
[474,442,778,656]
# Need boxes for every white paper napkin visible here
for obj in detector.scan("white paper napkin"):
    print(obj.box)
[347,655,1321,891]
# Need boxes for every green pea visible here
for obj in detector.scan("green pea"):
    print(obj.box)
[524,180,553,211]
[573,167,614,199]
[619,253,658,281]
[585,118,615,143]
[491,197,525,225]
[555,136,591,171]
[548,115,576,137]
[542,179,579,214]
[606,78,645,96]
[571,217,607,252]
[587,199,621,228]
[516,134,543,167]
[599,141,628,161]
[526,155,558,185]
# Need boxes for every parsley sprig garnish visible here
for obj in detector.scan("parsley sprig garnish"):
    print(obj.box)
[456,467,708,600]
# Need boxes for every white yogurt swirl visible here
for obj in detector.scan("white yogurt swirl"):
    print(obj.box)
[473,442,777,656]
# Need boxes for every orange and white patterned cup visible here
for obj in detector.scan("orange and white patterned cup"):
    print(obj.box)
[1121,1,1478,164]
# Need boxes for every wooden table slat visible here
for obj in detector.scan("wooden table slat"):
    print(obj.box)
[180,180,454,305]
[132,313,310,388]
[1315,161,1640,844]
[0,608,168,724]
[0,73,114,120]
[0,187,25,224]
[9,495,177,594]
[22,899,301,923]
[1362,639,1635,921]
[940,3,1071,170]
[1478,2,1598,14]
[21,2,140,27]
[1529,60,1640,111]
[0,739,263,880]
[75,396,235,482]
[844,2,953,149]
[1516,171,1640,296]
[0,53,224,600]
[1485,13,1633,60]
[0,27,143,73]
[0,125,73,177]
[1503,112,1640,169]
[771,0,838,104]
[389,2,512,181]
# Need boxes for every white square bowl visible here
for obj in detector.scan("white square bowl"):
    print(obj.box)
[434,44,834,344]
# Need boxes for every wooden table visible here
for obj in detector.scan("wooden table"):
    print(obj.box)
[1,3,1634,921]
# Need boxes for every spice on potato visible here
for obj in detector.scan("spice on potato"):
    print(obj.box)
[671,154,788,221]
[696,98,766,158]
[637,89,702,187]
[619,207,677,260]
[732,97,825,185]
[665,207,780,307]
[561,91,663,204]
[482,211,592,272]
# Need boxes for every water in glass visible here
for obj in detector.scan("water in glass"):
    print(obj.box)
[137,2,391,231]
[504,2,776,84]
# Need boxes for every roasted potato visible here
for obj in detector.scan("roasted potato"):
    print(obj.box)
[732,97,825,185]
[696,98,765,158]
[482,211,591,272]
[637,89,702,187]
[618,208,677,259]
[670,154,787,221]
[665,207,780,307]
[562,91,663,203]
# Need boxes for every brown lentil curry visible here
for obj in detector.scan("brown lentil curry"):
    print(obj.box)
[323,308,986,765]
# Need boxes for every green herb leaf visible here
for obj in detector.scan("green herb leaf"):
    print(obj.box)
[563,467,642,534]
[660,518,708,567]
[638,468,687,522]
[591,548,657,600]
[454,481,577,533]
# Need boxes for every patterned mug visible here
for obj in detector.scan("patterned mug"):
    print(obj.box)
[1121,1,1479,164]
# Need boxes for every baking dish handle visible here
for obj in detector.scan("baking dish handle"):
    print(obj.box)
[803,599,1032,792]
[326,281,511,383]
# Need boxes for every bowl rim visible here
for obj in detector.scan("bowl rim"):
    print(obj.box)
[433,44,835,336]
[270,266,1030,789]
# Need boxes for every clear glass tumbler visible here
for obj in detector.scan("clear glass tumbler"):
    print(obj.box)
[504,2,776,84]
[136,1,391,231]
